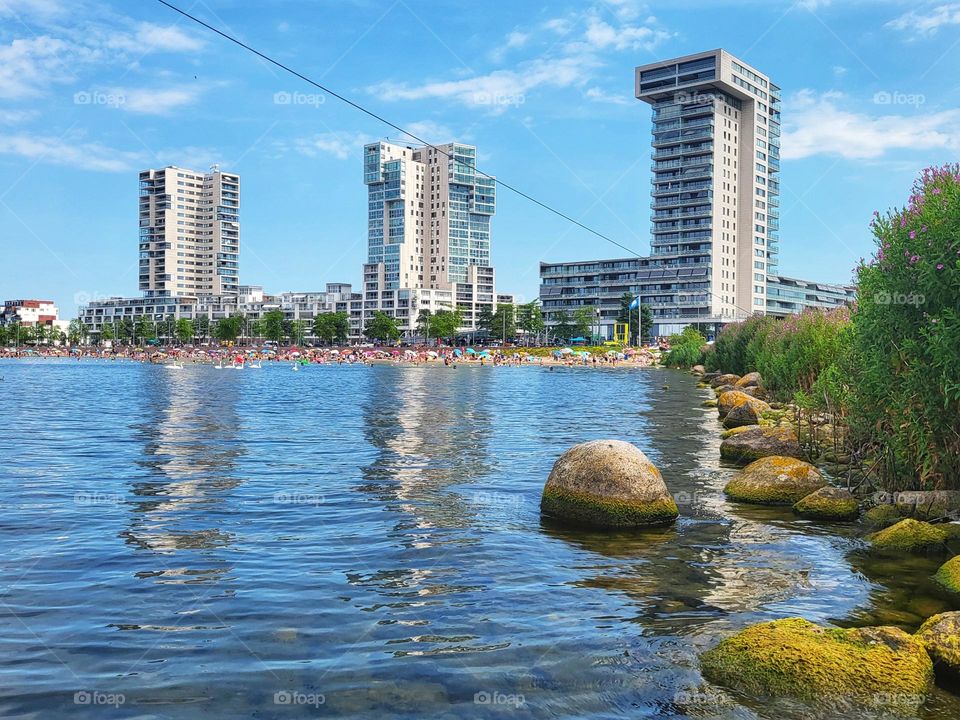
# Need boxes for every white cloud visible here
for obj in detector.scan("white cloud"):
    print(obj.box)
[578,15,669,52]
[0,132,144,171]
[0,0,67,19]
[585,86,629,105]
[832,65,848,77]
[0,35,82,98]
[886,3,960,35]
[781,90,960,160]
[796,0,831,9]
[0,108,39,123]
[107,85,203,115]
[373,2,667,111]
[292,131,373,160]
[398,120,456,144]
[107,23,204,54]
[0,19,202,99]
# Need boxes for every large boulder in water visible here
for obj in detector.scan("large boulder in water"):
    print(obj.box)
[724,456,825,505]
[540,440,678,528]
[691,364,705,376]
[717,390,757,419]
[866,518,949,554]
[735,371,762,388]
[793,486,859,521]
[917,612,960,678]
[700,618,932,710]
[720,425,802,463]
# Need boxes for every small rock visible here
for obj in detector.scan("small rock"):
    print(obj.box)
[722,396,772,429]
[735,371,762,388]
[720,424,803,463]
[917,611,960,678]
[710,373,741,388]
[866,518,949,554]
[793,486,859,521]
[724,456,826,505]
[691,364,705,376]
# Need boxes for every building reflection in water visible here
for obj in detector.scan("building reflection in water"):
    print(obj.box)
[359,366,493,538]
[121,368,244,586]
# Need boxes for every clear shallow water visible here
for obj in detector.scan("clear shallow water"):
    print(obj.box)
[0,358,957,719]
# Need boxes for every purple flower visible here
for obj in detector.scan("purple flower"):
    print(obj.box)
[909,255,920,265]
[933,188,942,195]
[937,263,944,270]
[909,230,917,239]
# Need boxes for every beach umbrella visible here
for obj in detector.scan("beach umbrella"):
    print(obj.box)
[426,350,438,357]
[453,349,462,357]
[560,348,574,354]
[330,350,340,355]
[465,348,476,354]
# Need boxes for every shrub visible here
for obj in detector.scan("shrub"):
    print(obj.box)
[707,315,776,374]
[850,164,960,490]
[664,327,706,368]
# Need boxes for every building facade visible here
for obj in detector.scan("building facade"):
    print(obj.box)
[634,48,781,324]
[139,165,240,298]
[361,141,497,337]
[765,275,855,316]
[80,283,364,342]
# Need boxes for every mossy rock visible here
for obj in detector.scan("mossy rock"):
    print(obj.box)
[917,611,960,678]
[735,371,762,388]
[863,504,910,529]
[793,486,859,521]
[540,440,679,528]
[866,518,949,554]
[702,399,718,408]
[933,555,960,597]
[717,390,757,419]
[696,382,709,389]
[713,384,738,397]
[700,617,932,709]
[722,396,771,429]
[724,456,825,505]
[720,425,803,464]
[710,373,741,388]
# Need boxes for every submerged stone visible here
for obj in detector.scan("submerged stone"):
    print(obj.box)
[793,486,860,521]
[724,456,825,505]
[540,440,678,528]
[720,424,803,463]
[863,504,910,529]
[917,611,960,678]
[700,618,932,709]
[866,518,949,554]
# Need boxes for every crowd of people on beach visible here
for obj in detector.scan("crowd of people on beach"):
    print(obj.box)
[0,343,662,369]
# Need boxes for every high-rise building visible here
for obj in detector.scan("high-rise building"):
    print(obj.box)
[361,141,496,337]
[138,165,241,297]
[635,48,781,324]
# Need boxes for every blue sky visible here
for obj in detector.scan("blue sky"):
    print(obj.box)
[1,0,959,315]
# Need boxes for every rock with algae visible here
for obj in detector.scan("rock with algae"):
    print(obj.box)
[917,611,960,678]
[700,617,933,710]
[866,518,949,554]
[720,425,802,463]
[793,486,860,521]
[540,440,679,528]
[933,555,960,597]
[723,456,825,505]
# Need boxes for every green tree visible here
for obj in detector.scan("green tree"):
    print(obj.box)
[0,326,8,346]
[195,315,210,343]
[429,309,462,343]
[573,305,596,339]
[364,311,401,344]
[313,313,336,345]
[416,309,432,342]
[552,310,575,343]
[214,314,244,343]
[116,317,133,345]
[261,310,286,344]
[640,304,653,343]
[664,327,706,368]
[490,303,516,343]
[135,316,155,346]
[175,319,194,345]
[99,322,115,344]
[477,306,495,334]
[517,301,545,345]
[331,311,350,344]
[289,319,306,346]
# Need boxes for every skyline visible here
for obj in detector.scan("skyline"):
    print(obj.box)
[2,0,960,316]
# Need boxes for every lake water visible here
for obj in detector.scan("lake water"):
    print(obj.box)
[1,358,957,719]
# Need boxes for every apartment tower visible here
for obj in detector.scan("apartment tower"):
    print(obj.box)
[362,141,496,336]
[635,49,780,322]
[138,165,241,298]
